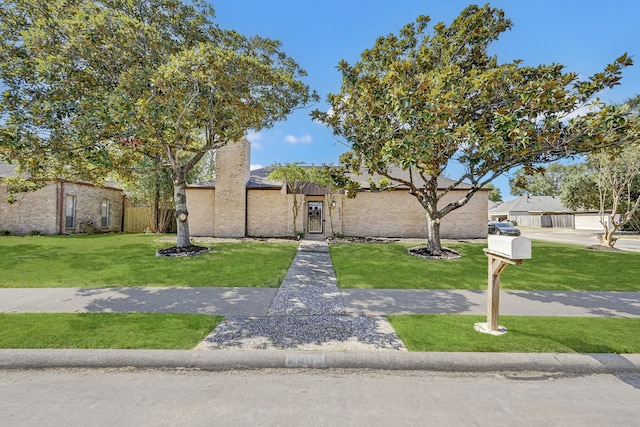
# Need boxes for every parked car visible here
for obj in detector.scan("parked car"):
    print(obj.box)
[488,221,521,236]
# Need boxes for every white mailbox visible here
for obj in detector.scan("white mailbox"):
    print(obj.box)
[487,235,531,260]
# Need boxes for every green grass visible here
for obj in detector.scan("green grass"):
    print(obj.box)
[389,315,640,353]
[330,241,640,291]
[0,313,222,349]
[0,234,298,288]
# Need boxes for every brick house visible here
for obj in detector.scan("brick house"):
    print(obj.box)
[187,139,488,239]
[0,163,124,235]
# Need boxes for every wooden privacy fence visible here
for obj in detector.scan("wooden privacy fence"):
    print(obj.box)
[123,206,176,233]
[510,214,574,229]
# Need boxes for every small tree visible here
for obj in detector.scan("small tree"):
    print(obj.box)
[310,165,360,236]
[591,145,640,247]
[485,184,503,203]
[268,162,312,238]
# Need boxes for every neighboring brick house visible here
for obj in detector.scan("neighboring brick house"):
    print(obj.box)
[187,139,488,239]
[0,163,124,235]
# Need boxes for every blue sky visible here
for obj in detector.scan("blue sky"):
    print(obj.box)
[212,1,640,199]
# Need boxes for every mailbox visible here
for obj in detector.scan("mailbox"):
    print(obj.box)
[487,235,531,260]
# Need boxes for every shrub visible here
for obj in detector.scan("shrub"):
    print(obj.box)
[0,229,10,236]
[28,230,43,236]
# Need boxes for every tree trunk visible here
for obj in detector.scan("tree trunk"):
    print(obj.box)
[426,214,442,254]
[174,180,191,248]
[598,230,618,247]
[154,181,161,233]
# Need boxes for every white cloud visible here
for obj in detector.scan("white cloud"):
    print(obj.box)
[246,130,263,141]
[250,164,263,171]
[246,131,263,149]
[285,134,312,144]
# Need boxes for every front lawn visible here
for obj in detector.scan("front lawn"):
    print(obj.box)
[0,313,222,349]
[330,241,640,291]
[0,234,298,288]
[389,315,640,353]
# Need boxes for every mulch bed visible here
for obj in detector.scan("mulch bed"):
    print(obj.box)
[585,244,623,252]
[156,245,211,257]
[327,236,401,244]
[407,245,461,260]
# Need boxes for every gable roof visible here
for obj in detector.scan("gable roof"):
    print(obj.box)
[490,195,571,214]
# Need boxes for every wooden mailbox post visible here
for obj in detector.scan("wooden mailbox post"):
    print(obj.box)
[475,235,531,335]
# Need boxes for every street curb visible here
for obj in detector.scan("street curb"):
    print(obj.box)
[1,350,639,373]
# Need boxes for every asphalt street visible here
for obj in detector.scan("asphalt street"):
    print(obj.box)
[519,227,640,252]
[1,368,639,426]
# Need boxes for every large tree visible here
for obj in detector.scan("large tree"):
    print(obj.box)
[509,163,586,197]
[0,0,315,248]
[313,4,636,255]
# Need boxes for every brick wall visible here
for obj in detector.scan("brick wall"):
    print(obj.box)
[341,189,487,239]
[214,140,250,237]
[247,189,289,236]
[186,188,216,236]
[0,181,123,235]
[61,182,124,234]
[0,183,58,235]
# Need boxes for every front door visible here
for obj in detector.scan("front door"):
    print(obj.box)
[307,201,323,234]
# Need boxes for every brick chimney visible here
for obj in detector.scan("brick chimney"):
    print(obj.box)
[214,139,250,237]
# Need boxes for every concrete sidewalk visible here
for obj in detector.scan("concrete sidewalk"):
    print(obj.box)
[2,288,639,318]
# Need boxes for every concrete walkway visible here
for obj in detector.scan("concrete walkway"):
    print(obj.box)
[195,239,406,351]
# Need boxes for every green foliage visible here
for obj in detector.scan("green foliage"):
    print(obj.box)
[0,313,222,349]
[1,175,46,203]
[268,162,312,236]
[389,315,640,353]
[484,183,502,202]
[314,4,636,253]
[27,230,42,236]
[509,163,586,197]
[268,162,310,194]
[0,230,10,236]
[560,167,600,210]
[0,0,316,247]
[589,143,640,245]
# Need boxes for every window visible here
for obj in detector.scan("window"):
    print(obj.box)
[65,195,76,228]
[101,199,110,227]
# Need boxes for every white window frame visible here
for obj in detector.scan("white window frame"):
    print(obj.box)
[65,195,76,228]
[101,199,110,228]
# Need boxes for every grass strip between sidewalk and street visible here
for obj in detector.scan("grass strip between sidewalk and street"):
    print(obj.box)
[330,241,640,291]
[0,234,298,288]
[0,313,223,349]
[389,315,640,353]
[2,313,638,353]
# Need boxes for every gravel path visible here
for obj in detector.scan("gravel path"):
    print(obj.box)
[197,239,407,351]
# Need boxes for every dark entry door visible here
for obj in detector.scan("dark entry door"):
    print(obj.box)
[308,201,323,234]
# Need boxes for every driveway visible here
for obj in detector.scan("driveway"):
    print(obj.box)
[519,227,640,252]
